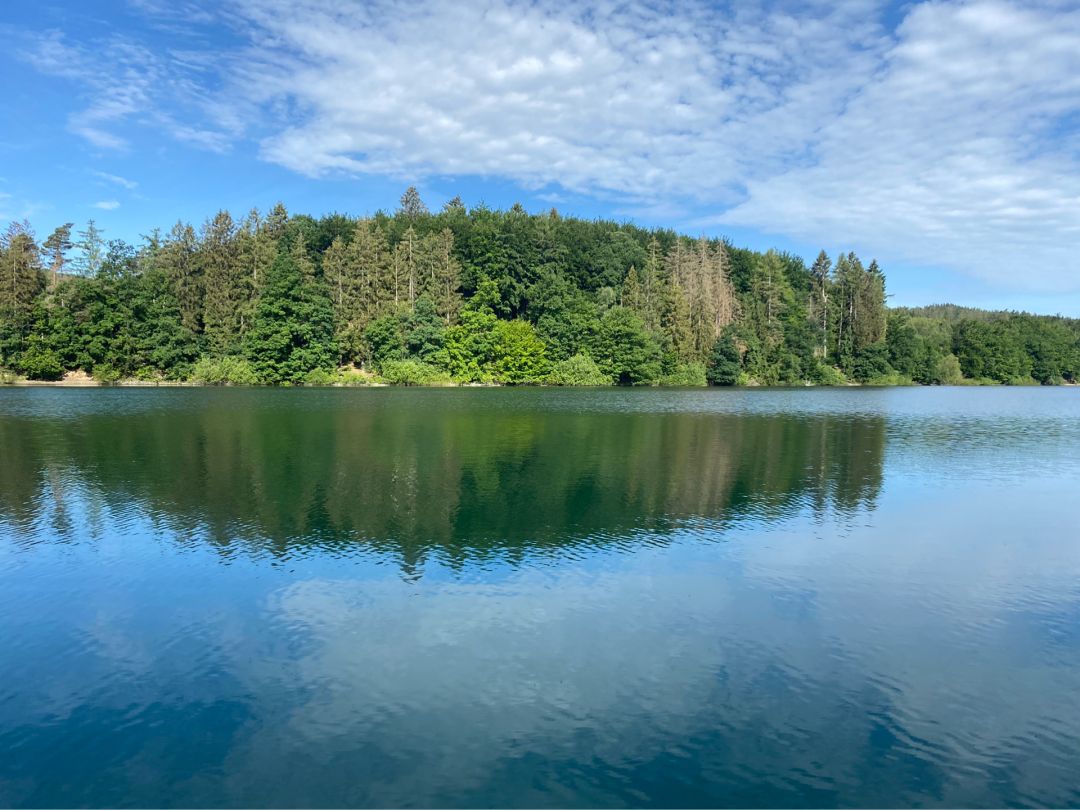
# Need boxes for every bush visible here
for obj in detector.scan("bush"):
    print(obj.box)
[92,364,123,383]
[18,346,64,381]
[133,367,162,382]
[660,362,707,387]
[190,356,259,386]
[378,359,453,386]
[548,354,610,386]
[0,368,18,385]
[302,367,338,386]
[931,353,965,385]
[811,363,849,386]
[864,370,915,386]
[336,367,373,386]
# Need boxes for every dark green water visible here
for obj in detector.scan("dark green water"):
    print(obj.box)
[1,387,1079,808]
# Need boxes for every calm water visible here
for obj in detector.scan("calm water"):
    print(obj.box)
[2,387,1080,808]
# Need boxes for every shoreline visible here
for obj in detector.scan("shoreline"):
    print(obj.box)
[3,377,1077,389]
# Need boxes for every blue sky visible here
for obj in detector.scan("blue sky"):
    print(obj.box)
[2,0,1079,314]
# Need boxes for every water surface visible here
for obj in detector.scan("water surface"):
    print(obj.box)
[2,387,1079,807]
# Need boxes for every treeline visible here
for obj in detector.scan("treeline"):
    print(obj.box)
[1,188,1078,385]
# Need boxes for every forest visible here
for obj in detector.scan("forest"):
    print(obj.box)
[2,188,1078,386]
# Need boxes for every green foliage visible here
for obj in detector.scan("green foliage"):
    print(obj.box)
[591,307,662,385]
[6,195,1078,388]
[931,353,965,385]
[661,362,707,387]
[17,341,63,381]
[0,368,17,384]
[812,363,849,386]
[92,364,122,383]
[244,244,338,384]
[851,343,891,382]
[548,353,610,386]
[707,333,741,386]
[302,367,339,385]
[378,359,453,386]
[364,314,406,364]
[436,292,501,382]
[492,319,549,383]
[190,356,259,385]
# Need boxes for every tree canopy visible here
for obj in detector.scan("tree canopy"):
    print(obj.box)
[2,193,1077,386]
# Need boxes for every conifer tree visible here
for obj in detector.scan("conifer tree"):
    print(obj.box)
[73,220,105,277]
[244,236,336,383]
[1,222,43,321]
[809,250,832,360]
[157,223,202,334]
[200,211,244,355]
[423,228,462,325]
[621,265,642,311]
[398,186,429,219]
[42,223,74,289]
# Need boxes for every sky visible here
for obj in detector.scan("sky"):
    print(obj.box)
[1,0,1079,314]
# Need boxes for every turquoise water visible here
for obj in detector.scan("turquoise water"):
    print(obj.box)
[1,387,1079,807]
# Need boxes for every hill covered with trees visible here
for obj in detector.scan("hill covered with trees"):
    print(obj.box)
[2,189,1078,386]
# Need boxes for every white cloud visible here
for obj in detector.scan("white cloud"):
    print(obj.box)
[20,0,1080,292]
[23,30,237,154]
[719,0,1080,291]
[233,0,883,204]
[90,171,138,190]
[93,200,121,210]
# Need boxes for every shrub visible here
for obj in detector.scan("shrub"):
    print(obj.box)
[548,354,610,386]
[190,356,259,386]
[302,367,338,386]
[0,368,18,384]
[92,364,123,383]
[812,363,849,386]
[336,367,373,386]
[931,353,965,385]
[660,362,707,387]
[378,359,453,386]
[18,345,64,381]
[864,370,915,386]
[133,367,162,382]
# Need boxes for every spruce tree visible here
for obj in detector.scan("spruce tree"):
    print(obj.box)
[42,223,74,289]
[200,211,244,355]
[244,237,337,383]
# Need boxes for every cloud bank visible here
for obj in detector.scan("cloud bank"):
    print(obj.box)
[22,0,1080,291]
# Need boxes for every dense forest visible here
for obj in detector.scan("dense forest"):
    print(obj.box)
[2,189,1078,386]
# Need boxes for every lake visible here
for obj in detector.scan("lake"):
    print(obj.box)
[1,387,1079,808]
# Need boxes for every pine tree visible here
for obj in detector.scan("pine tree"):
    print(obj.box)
[640,237,663,331]
[442,196,466,214]
[73,220,105,277]
[244,236,336,383]
[0,222,45,363]
[424,228,462,325]
[809,250,832,360]
[200,211,244,355]
[662,280,693,362]
[157,222,202,334]
[854,259,887,350]
[42,223,74,289]
[352,220,392,325]
[621,265,642,311]
[1,222,43,317]
[398,225,420,305]
[235,209,277,336]
[398,186,429,219]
